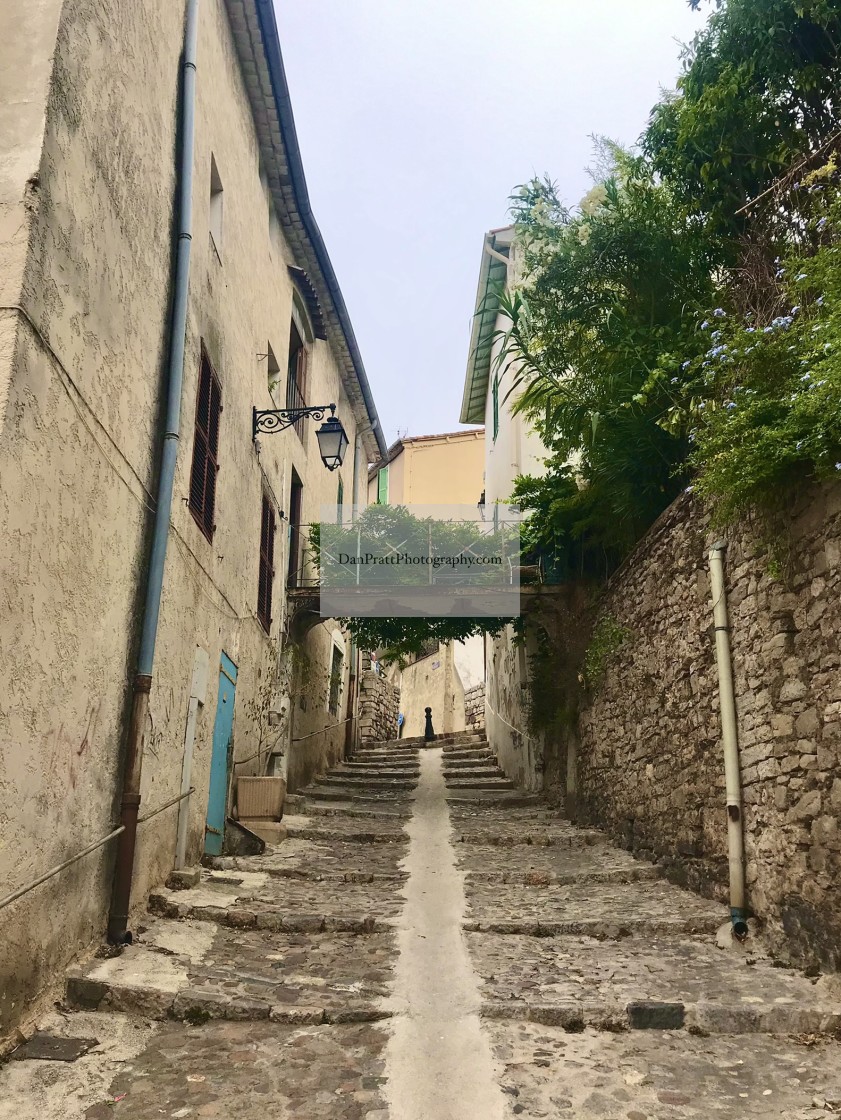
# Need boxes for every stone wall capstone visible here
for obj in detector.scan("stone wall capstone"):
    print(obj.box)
[576,482,841,970]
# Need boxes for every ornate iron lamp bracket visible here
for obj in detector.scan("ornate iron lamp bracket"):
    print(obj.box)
[252,402,336,439]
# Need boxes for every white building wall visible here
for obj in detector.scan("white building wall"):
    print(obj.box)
[481,239,547,789]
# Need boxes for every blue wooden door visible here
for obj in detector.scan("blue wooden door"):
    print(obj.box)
[204,652,237,855]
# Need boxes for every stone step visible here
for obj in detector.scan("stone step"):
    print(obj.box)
[452,828,604,848]
[353,751,420,764]
[442,766,505,780]
[300,802,411,821]
[317,773,416,789]
[478,999,841,1035]
[444,777,516,791]
[441,747,494,762]
[442,738,490,750]
[301,785,412,803]
[283,822,407,844]
[148,873,400,932]
[65,922,394,1026]
[365,730,487,749]
[442,756,497,771]
[446,792,544,808]
[342,760,420,772]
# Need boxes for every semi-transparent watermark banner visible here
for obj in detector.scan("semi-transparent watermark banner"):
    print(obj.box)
[317,504,522,617]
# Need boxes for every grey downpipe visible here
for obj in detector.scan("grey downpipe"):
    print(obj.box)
[108,0,199,943]
[708,541,749,940]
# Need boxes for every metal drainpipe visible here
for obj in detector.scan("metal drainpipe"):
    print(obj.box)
[708,541,749,940]
[108,0,200,943]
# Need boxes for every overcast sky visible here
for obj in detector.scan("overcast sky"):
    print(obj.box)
[274,1,707,447]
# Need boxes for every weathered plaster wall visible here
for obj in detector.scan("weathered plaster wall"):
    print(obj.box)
[0,0,65,415]
[576,485,841,970]
[0,0,366,1037]
[485,626,544,793]
[398,643,465,739]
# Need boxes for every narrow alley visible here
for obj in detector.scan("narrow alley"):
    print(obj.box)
[2,733,840,1120]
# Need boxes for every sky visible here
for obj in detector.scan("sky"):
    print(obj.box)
[274,1,708,448]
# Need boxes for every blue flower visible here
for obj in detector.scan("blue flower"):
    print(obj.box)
[700,320,710,330]
[713,308,726,318]
[836,463,841,471]
[817,217,828,231]
[745,326,756,333]
[795,273,808,282]
[681,360,691,370]
[725,401,736,410]
[817,296,824,306]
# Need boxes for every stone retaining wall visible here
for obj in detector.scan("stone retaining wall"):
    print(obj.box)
[464,683,485,729]
[576,483,841,970]
[358,660,400,744]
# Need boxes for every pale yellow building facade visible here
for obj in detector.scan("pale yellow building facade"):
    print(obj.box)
[368,429,485,507]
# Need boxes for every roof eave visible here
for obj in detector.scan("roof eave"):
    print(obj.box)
[228,1,387,461]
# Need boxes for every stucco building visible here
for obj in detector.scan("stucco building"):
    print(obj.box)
[0,0,385,1035]
[460,225,548,790]
[368,429,484,506]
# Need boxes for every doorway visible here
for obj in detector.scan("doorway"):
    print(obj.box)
[204,651,238,856]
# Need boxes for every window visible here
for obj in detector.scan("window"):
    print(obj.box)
[188,348,221,541]
[286,319,308,440]
[492,371,499,442]
[328,644,344,716]
[209,155,223,256]
[257,494,276,633]
[336,476,345,524]
[287,472,303,584]
[377,466,388,505]
[266,342,280,399]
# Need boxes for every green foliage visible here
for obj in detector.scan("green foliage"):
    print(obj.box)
[503,0,841,568]
[583,616,629,690]
[497,157,714,568]
[640,160,841,521]
[310,504,515,662]
[343,615,510,667]
[646,0,841,237]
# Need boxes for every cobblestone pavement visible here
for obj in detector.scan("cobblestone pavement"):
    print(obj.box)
[2,734,841,1118]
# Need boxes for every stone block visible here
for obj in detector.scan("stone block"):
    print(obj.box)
[795,709,821,736]
[787,789,822,823]
[627,1001,685,1030]
[166,867,201,891]
[779,680,807,702]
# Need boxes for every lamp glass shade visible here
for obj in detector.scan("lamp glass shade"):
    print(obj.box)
[316,415,349,471]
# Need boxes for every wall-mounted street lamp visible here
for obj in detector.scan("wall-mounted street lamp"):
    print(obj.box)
[477,489,486,521]
[252,403,350,472]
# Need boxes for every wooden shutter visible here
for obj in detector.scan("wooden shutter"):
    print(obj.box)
[377,467,388,505]
[257,494,276,632]
[337,477,344,524]
[188,350,221,540]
